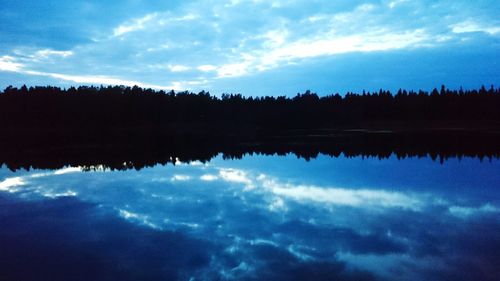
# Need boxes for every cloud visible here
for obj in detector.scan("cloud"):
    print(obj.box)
[216,61,253,78]
[258,176,422,210]
[0,56,23,72]
[269,184,421,209]
[113,13,159,37]
[448,204,499,218]
[0,47,202,90]
[53,167,82,175]
[171,174,192,181]
[0,167,90,197]
[112,12,199,37]
[450,19,500,35]
[30,71,178,89]
[118,208,160,229]
[33,49,74,59]
[0,177,25,192]
[42,190,78,198]
[197,65,218,72]
[215,168,422,210]
[1,55,180,89]
[200,174,218,181]
[268,197,287,211]
[167,64,191,72]
[249,28,430,73]
[218,168,254,187]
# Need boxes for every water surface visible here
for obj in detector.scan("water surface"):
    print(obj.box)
[1,154,499,280]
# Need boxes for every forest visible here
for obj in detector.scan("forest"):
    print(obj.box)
[1,84,499,133]
[0,84,499,170]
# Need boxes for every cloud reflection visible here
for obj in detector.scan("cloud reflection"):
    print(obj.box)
[219,168,254,187]
[261,178,422,210]
[212,168,423,210]
[448,204,499,218]
[200,174,218,181]
[0,156,499,280]
[0,176,25,192]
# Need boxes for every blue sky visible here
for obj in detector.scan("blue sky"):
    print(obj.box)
[0,0,499,96]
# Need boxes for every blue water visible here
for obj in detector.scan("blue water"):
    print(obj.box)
[1,154,499,281]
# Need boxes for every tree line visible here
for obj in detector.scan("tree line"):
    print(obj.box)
[0,84,499,136]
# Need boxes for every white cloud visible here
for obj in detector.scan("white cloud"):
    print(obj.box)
[173,13,198,22]
[42,190,78,198]
[53,167,82,175]
[448,204,499,218]
[219,168,254,187]
[260,29,289,47]
[216,61,252,78]
[307,15,328,23]
[216,169,422,210]
[450,20,500,35]
[35,49,73,58]
[268,197,287,211]
[263,179,422,210]
[263,29,428,61]
[171,174,192,181]
[113,13,159,37]
[205,28,431,78]
[168,64,191,72]
[0,169,80,197]
[200,174,218,181]
[11,48,73,62]
[24,70,180,89]
[0,56,23,72]
[0,177,25,192]
[197,65,218,72]
[1,50,184,89]
[118,209,160,229]
[100,1,446,83]
[119,209,143,219]
[113,12,198,37]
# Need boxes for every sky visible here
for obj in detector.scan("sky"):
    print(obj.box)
[0,0,499,96]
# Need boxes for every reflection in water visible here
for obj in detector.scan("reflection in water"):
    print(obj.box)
[2,130,499,172]
[1,155,499,280]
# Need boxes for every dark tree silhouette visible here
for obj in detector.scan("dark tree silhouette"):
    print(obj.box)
[0,85,499,170]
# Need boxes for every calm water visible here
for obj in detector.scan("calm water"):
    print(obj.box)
[1,154,499,281]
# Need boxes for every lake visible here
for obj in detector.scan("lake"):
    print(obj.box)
[1,154,499,281]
